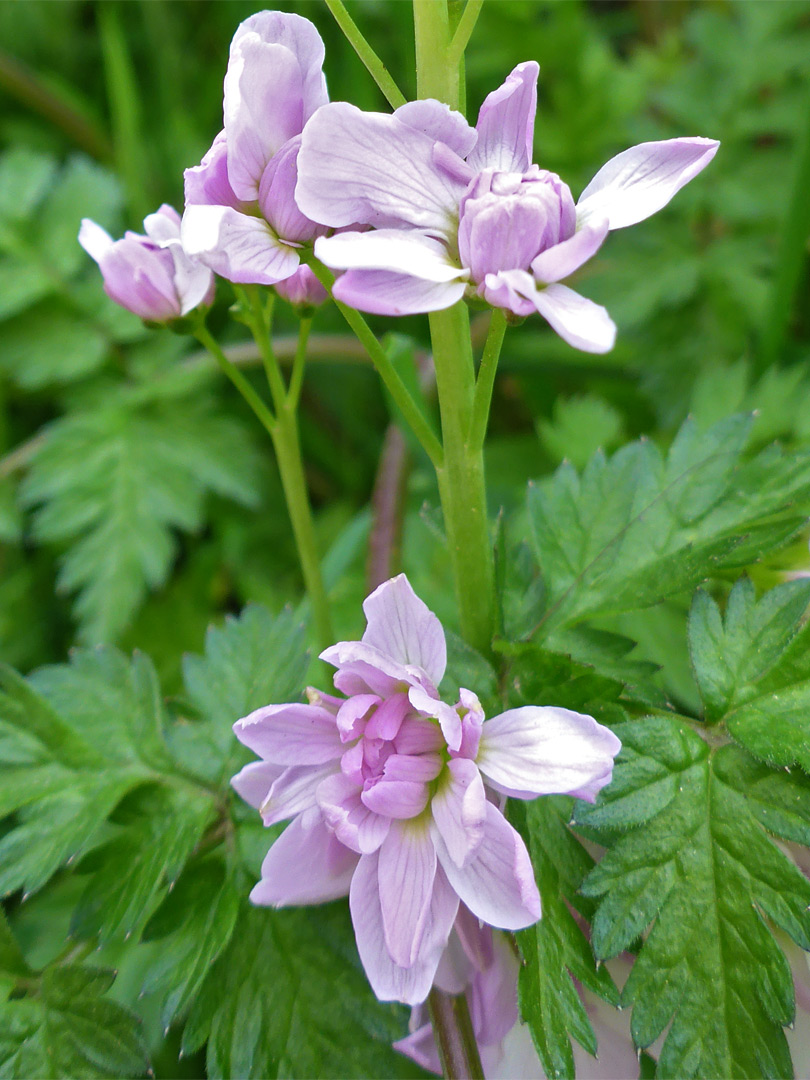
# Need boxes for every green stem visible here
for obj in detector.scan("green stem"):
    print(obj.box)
[430,304,496,657]
[758,83,810,371]
[447,0,484,70]
[195,322,333,653]
[428,988,486,1080]
[309,261,444,467]
[468,309,507,451]
[413,0,457,107]
[237,286,288,411]
[325,0,407,110]
[288,316,313,412]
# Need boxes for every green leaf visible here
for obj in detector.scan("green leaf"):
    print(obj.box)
[578,717,810,1078]
[182,903,419,1080]
[0,147,58,222]
[0,909,29,979]
[528,415,810,634]
[141,859,241,1027]
[537,394,624,470]
[0,964,148,1079]
[689,578,810,767]
[70,785,216,942]
[21,398,261,642]
[0,303,108,389]
[513,799,618,1080]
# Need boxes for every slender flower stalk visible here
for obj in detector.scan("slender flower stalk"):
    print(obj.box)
[194,312,333,654]
[324,0,407,110]
[469,309,508,452]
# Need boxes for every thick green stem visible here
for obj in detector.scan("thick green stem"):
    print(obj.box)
[325,0,407,110]
[309,261,444,467]
[195,322,333,654]
[428,988,486,1080]
[447,0,484,70]
[430,304,496,657]
[413,0,457,107]
[468,309,507,451]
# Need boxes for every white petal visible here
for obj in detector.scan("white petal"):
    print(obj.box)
[431,758,486,867]
[181,204,299,285]
[314,230,466,283]
[332,270,467,317]
[577,137,720,230]
[78,219,114,264]
[378,822,437,967]
[361,574,447,685]
[493,271,616,353]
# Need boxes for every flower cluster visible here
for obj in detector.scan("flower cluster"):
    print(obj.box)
[232,574,621,1004]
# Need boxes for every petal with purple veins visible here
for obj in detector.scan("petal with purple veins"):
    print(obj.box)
[576,137,719,231]
[318,771,391,853]
[431,758,486,868]
[332,269,468,317]
[232,11,327,122]
[250,807,358,906]
[233,701,342,764]
[181,204,300,285]
[468,61,539,174]
[488,271,616,353]
[394,99,477,159]
[530,218,610,284]
[361,574,448,686]
[378,820,438,967]
[230,760,284,810]
[260,761,338,824]
[314,230,465,283]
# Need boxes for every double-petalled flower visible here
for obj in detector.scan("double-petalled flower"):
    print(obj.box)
[232,575,620,1004]
[181,11,329,290]
[295,62,718,352]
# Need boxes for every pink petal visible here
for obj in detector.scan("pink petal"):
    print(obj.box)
[142,205,181,243]
[409,685,462,751]
[468,61,539,174]
[181,204,300,285]
[530,218,610,284]
[489,271,616,353]
[431,758,486,868]
[322,640,428,697]
[365,693,410,741]
[233,702,342,765]
[577,137,720,230]
[184,130,243,211]
[394,717,446,756]
[224,37,304,201]
[336,693,379,741]
[361,574,448,686]
[361,777,430,820]
[314,230,466,282]
[230,760,283,810]
[296,102,465,233]
[231,11,327,123]
[258,137,323,243]
[250,808,358,905]
[383,753,443,783]
[468,929,520,1046]
[317,772,390,854]
[378,821,437,966]
[393,1023,441,1075]
[78,219,113,263]
[477,705,621,800]
[394,99,477,159]
[350,852,459,1004]
[259,762,337,824]
[332,269,467,316]
[434,802,541,930]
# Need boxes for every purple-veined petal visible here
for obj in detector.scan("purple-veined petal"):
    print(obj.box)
[181,204,300,285]
[318,772,390,853]
[468,61,539,174]
[230,760,284,810]
[258,136,323,243]
[314,230,465,283]
[296,102,465,233]
[378,821,437,967]
[332,269,467,316]
[323,639,436,697]
[165,243,215,314]
[250,807,358,906]
[409,685,462,752]
[232,11,327,123]
[224,37,304,201]
[336,693,379,741]
[394,99,477,159]
[435,801,541,930]
[233,701,342,765]
[394,717,446,756]
[576,137,719,230]
[184,131,243,210]
[475,704,622,799]
[489,271,616,353]
[260,761,337,824]
[477,705,621,800]
[530,218,610,284]
[350,853,458,1004]
[431,758,486,868]
[383,753,443,783]
[361,574,448,685]
[78,219,114,264]
[362,777,430,820]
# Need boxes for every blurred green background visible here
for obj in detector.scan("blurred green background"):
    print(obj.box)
[0,0,809,692]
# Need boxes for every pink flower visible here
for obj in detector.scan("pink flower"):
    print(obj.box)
[78,205,214,322]
[181,11,328,287]
[232,575,620,1005]
[295,63,718,352]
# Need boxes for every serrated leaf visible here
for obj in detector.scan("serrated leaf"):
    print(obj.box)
[0,303,107,389]
[21,398,261,642]
[71,785,216,942]
[513,799,618,1080]
[0,909,28,979]
[182,903,419,1080]
[578,717,810,1078]
[689,578,810,767]
[538,394,624,470]
[0,963,148,1079]
[528,415,810,634]
[141,859,241,1026]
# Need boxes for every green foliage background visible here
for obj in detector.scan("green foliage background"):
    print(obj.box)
[1,1,810,1077]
